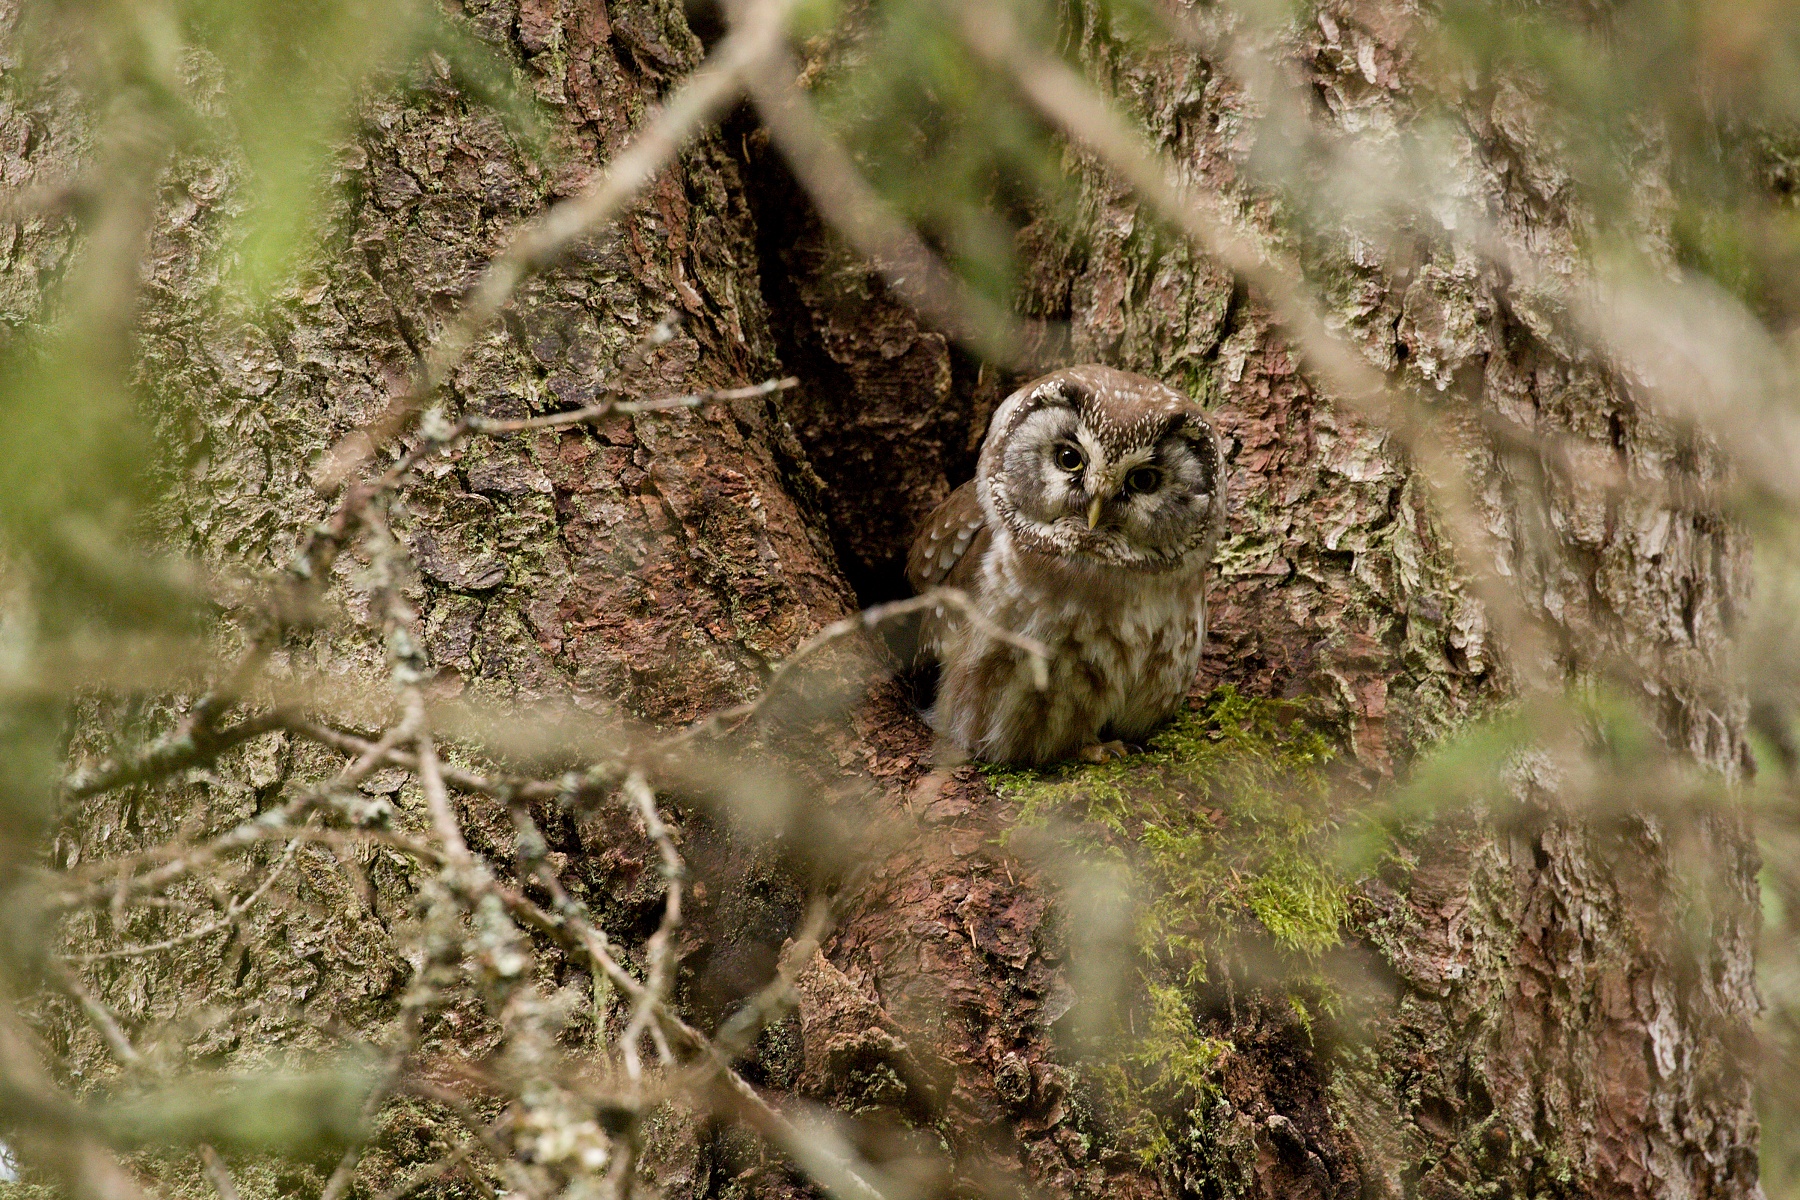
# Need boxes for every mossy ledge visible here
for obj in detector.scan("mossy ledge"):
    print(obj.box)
[989,687,1353,1173]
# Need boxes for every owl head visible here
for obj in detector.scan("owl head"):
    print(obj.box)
[976,365,1227,570]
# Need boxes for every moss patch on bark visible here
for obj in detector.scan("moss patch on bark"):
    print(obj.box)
[991,687,1346,969]
[988,688,1351,1173]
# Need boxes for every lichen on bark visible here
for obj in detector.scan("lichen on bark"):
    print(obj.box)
[0,0,1769,1194]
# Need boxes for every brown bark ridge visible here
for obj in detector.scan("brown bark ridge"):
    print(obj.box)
[755,6,1759,1200]
[2,0,1759,1197]
[11,0,850,1191]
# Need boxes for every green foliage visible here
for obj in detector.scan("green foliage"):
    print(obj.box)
[98,1064,378,1156]
[0,0,534,628]
[990,687,1347,1164]
[810,0,1076,305]
[146,0,533,295]
[0,3,531,1185]
[1338,684,1666,874]
[207,0,538,296]
[1429,0,1800,311]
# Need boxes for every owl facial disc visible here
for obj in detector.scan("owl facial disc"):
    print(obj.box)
[977,365,1224,571]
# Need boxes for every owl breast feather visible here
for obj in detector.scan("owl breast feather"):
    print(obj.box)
[926,525,1208,764]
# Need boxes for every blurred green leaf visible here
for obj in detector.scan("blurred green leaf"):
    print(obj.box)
[97,1065,378,1156]
[171,0,540,296]
[809,0,1083,306]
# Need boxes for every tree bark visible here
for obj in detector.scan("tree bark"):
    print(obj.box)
[747,4,1761,1199]
[2,0,1761,1197]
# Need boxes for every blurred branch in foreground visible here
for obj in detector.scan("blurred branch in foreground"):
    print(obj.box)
[0,0,1793,1197]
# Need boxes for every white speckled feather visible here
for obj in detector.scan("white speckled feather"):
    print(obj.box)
[905,365,1228,764]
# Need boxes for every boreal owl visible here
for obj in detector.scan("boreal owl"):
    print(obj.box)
[905,364,1228,764]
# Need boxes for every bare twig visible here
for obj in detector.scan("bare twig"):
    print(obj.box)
[198,1145,244,1200]
[399,1080,518,1164]
[467,376,798,436]
[664,587,1050,752]
[947,1,1547,689]
[740,37,1057,368]
[280,718,587,803]
[52,704,425,913]
[53,585,1016,924]
[62,710,291,800]
[283,370,801,674]
[290,373,796,639]
[620,769,682,1082]
[416,724,471,865]
[313,0,808,490]
[45,961,140,1066]
[709,899,829,1061]
[705,1076,890,1200]
[63,836,304,963]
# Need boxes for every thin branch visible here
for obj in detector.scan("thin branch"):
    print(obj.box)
[620,770,682,1082]
[53,705,425,913]
[716,901,828,1057]
[947,1,1548,688]
[703,1071,890,1200]
[663,587,1049,752]
[64,836,304,963]
[740,39,1056,369]
[289,374,798,634]
[44,961,140,1065]
[393,1080,517,1200]
[280,718,579,803]
[0,997,156,1200]
[62,710,291,801]
[198,1146,243,1200]
[53,588,1014,917]
[415,723,471,865]
[467,376,798,435]
[313,0,808,490]
[280,370,802,692]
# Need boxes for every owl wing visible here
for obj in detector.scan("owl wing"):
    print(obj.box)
[906,480,990,593]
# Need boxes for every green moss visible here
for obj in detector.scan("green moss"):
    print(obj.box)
[989,687,1350,1168]
[993,686,1346,970]
[1107,981,1235,1164]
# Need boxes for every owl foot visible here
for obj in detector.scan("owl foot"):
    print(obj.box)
[1077,740,1134,764]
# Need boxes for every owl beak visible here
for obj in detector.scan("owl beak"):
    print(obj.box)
[1086,494,1105,530]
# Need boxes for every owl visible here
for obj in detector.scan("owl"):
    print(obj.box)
[905,364,1228,765]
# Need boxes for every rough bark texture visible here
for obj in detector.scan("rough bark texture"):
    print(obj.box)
[0,0,1762,1196]
[747,3,1761,1198]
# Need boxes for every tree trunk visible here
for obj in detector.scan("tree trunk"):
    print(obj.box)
[755,5,1761,1196]
[5,0,1761,1197]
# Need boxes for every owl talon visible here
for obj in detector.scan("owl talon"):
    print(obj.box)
[1078,740,1133,764]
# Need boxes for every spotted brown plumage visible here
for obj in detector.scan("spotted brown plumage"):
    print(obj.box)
[904,364,1228,764]
[905,480,988,591]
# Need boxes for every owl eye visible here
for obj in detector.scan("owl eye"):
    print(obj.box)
[1054,444,1086,473]
[1124,466,1162,494]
